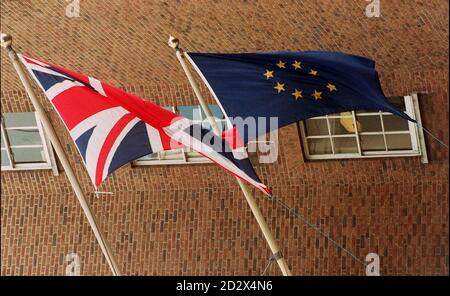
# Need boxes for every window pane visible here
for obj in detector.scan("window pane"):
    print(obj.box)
[327,113,341,117]
[6,129,42,146]
[186,150,203,158]
[329,118,355,135]
[360,135,386,151]
[216,121,225,132]
[11,147,46,163]
[137,153,157,160]
[305,119,328,136]
[207,105,226,131]
[356,115,382,132]
[159,149,184,160]
[3,112,37,128]
[386,134,412,150]
[307,138,332,155]
[202,121,211,131]
[355,108,377,114]
[178,106,204,122]
[201,121,225,132]
[1,150,10,166]
[382,114,409,132]
[208,105,225,120]
[1,135,4,148]
[388,96,406,112]
[333,137,358,154]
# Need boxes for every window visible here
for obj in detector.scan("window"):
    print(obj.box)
[300,95,426,160]
[1,112,58,172]
[134,104,227,166]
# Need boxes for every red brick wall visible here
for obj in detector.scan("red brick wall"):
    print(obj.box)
[1,0,448,275]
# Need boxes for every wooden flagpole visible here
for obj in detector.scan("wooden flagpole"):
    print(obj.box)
[168,36,292,276]
[1,33,122,276]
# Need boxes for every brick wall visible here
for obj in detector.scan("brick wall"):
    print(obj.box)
[1,0,448,275]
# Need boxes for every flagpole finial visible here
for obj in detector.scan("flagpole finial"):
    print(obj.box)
[0,33,12,49]
[168,35,179,49]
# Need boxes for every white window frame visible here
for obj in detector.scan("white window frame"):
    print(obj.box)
[1,112,59,174]
[299,95,428,162]
[133,105,227,166]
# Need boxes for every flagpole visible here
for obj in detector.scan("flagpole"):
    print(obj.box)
[1,33,122,276]
[168,36,292,276]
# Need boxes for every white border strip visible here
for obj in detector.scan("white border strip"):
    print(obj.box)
[184,52,233,129]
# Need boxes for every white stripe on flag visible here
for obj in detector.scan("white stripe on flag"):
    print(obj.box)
[145,124,164,153]
[69,107,129,184]
[46,80,84,100]
[102,117,140,181]
[88,77,107,97]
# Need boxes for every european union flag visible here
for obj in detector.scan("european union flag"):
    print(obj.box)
[186,51,415,144]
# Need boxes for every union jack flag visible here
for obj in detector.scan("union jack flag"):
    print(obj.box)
[19,54,271,195]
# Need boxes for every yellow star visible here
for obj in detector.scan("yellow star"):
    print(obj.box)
[311,90,322,100]
[326,83,337,92]
[263,69,274,79]
[276,60,286,69]
[291,89,303,100]
[309,69,319,76]
[292,60,302,70]
[274,82,285,93]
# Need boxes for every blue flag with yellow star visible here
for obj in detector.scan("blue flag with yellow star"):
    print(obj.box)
[186,51,415,144]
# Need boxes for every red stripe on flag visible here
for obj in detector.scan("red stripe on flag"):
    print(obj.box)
[221,126,244,149]
[22,56,47,66]
[95,113,136,186]
[52,87,120,130]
